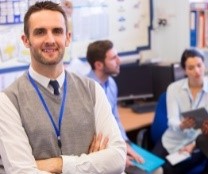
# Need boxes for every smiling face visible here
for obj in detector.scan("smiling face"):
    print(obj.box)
[22,10,70,70]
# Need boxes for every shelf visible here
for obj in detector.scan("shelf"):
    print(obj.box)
[0,59,29,74]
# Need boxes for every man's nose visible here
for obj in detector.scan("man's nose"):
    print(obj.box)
[45,32,55,43]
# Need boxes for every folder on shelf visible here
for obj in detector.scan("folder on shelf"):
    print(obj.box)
[197,11,205,48]
[204,10,208,47]
[130,143,165,173]
[190,11,197,47]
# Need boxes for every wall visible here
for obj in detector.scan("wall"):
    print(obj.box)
[151,0,190,63]
[0,0,192,90]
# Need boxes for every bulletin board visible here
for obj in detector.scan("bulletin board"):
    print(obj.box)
[71,0,153,59]
[0,0,61,25]
[0,0,153,74]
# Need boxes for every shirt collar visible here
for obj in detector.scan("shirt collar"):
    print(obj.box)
[28,66,65,89]
[182,77,208,93]
[88,70,109,87]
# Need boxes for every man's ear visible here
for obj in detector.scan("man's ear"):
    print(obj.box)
[21,34,30,48]
[65,32,71,47]
[94,61,103,70]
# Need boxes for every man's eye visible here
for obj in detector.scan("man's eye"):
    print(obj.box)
[53,28,64,34]
[34,30,45,35]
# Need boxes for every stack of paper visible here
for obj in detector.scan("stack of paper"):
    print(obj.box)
[166,151,191,165]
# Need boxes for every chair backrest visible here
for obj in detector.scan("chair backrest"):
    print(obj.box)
[150,92,168,145]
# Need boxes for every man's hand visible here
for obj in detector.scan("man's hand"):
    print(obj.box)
[36,134,109,173]
[36,157,62,174]
[88,133,109,153]
[126,143,144,167]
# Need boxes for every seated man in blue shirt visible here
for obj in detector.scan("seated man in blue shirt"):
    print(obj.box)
[86,40,162,174]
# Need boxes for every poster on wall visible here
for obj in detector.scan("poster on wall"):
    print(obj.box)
[0,0,27,25]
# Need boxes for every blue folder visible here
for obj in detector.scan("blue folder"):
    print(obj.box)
[130,143,165,173]
[190,11,197,47]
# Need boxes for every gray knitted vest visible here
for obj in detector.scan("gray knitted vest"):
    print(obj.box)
[0,71,96,173]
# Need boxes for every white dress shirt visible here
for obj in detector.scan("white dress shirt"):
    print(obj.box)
[0,66,126,174]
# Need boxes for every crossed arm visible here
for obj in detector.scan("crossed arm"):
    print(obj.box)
[36,133,109,173]
[0,85,126,173]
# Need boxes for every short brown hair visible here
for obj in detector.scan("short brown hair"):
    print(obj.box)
[87,40,113,70]
[24,1,68,37]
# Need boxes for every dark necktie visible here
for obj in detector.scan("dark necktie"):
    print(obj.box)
[49,80,60,95]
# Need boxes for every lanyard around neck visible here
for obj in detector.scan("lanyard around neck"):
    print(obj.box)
[189,90,204,109]
[27,72,67,149]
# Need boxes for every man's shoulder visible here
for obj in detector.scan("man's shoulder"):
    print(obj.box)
[66,71,96,87]
[66,71,96,104]
[109,76,117,86]
[3,72,27,93]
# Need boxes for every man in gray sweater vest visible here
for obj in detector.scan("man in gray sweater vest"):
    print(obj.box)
[0,1,126,174]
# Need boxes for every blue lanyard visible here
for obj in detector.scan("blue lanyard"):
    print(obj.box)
[189,90,204,109]
[27,72,67,149]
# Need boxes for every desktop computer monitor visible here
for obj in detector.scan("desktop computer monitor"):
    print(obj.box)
[113,63,154,101]
[172,63,186,81]
[152,62,186,100]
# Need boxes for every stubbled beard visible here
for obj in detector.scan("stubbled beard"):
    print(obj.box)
[35,54,63,65]
[103,66,120,76]
[31,48,64,65]
[29,42,64,65]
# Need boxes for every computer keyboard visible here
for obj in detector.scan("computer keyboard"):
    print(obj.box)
[131,102,157,113]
